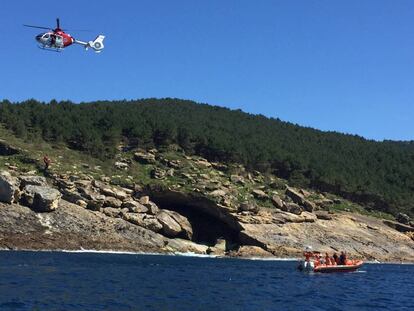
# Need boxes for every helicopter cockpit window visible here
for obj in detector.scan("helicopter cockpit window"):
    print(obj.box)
[43,34,50,39]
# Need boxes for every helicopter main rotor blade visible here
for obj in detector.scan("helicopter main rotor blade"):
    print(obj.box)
[65,29,92,32]
[56,18,60,29]
[23,24,52,30]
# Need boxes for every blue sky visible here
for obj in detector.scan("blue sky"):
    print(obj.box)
[0,0,413,141]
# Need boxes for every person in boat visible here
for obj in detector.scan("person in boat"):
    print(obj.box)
[333,252,339,264]
[325,253,331,265]
[313,251,322,266]
[339,251,347,265]
[303,246,313,262]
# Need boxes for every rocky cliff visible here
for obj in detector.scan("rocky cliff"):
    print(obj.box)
[0,144,413,261]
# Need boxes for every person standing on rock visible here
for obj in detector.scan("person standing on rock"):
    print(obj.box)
[43,155,51,171]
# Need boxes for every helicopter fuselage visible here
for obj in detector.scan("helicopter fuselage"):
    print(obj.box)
[36,29,74,49]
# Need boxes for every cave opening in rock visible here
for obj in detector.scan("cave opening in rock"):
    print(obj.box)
[150,194,241,247]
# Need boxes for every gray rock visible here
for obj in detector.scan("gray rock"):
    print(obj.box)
[156,210,182,237]
[123,213,163,232]
[238,202,259,213]
[114,161,129,170]
[102,207,121,218]
[281,202,303,215]
[139,196,150,205]
[19,175,47,187]
[60,189,84,204]
[285,187,315,212]
[23,185,61,212]
[76,200,88,208]
[166,210,193,240]
[0,171,19,203]
[252,189,268,200]
[122,200,148,213]
[145,202,159,215]
[383,220,414,233]
[113,188,128,201]
[315,211,333,220]
[271,195,284,209]
[285,186,303,201]
[397,213,410,225]
[302,200,316,212]
[134,152,156,164]
[103,196,123,208]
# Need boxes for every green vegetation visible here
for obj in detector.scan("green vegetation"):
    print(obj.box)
[1,98,413,216]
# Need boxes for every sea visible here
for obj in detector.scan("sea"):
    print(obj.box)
[0,251,413,311]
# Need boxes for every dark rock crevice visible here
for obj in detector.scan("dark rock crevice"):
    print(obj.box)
[148,190,240,247]
[147,189,266,252]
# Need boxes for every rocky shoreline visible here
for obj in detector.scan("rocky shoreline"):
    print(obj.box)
[1,146,414,262]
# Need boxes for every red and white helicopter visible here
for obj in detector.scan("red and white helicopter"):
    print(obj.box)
[24,18,105,53]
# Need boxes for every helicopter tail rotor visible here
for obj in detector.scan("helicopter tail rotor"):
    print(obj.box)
[88,35,105,53]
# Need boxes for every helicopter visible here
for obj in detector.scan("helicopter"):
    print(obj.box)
[24,18,105,53]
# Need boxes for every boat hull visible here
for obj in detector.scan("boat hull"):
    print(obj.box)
[314,261,364,273]
[298,260,364,273]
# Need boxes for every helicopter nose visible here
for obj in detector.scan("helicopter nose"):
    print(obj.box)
[35,34,42,42]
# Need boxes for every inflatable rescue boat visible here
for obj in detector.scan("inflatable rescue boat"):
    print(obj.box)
[298,247,363,273]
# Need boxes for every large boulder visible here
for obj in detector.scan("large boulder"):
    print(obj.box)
[166,210,193,240]
[383,220,414,233]
[0,171,20,203]
[102,207,122,218]
[285,187,305,204]
[233,246,274,258]
[252,189,268,200]
[60,188,85,204]
[103,196,123,208]
[143,201,159,215]
[164,239,209,254]
[207,238,227,255]
[238,202,259,213]
[113,188,128,201]
[285,187,315,212]
[315,211,333,220]
[22,185,61,212]
[281,202,303,215]
[122,200,148,213]
[134,152,156,164]
[139,196,150,205]
[123,213,163,232]
[156,210,182,237]
[271,195,284,209]
[19,175,47,187]
[397,213,411,225]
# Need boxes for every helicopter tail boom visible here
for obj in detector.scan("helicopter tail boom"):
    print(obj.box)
[74,35,105,53]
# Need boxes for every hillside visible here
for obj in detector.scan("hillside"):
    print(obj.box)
[0,98,413,217]
[0,130,413,261]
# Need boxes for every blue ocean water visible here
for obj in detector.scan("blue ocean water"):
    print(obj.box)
[0,251,413,311]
